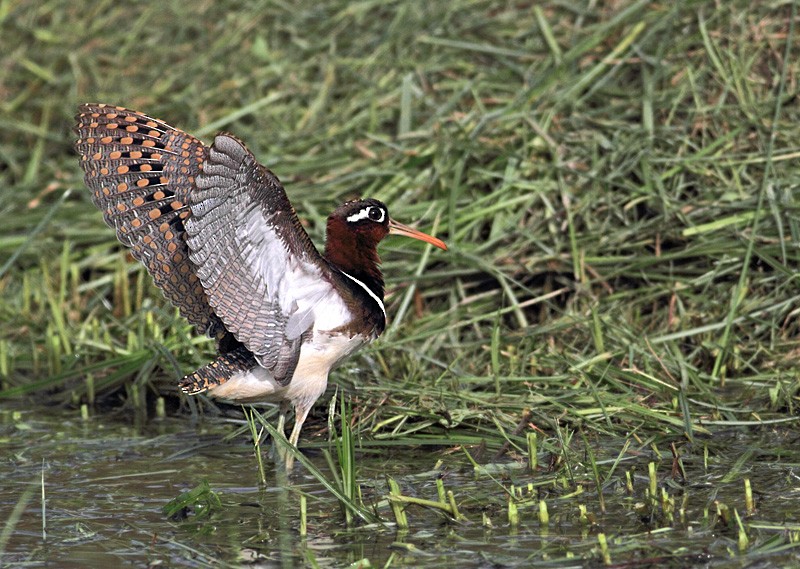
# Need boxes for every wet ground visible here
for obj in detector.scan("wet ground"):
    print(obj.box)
[2,404,800,568]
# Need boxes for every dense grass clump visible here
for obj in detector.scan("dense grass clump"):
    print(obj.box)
[1,0,798,462]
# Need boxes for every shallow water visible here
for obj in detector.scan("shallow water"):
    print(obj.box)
[2,404,800,568]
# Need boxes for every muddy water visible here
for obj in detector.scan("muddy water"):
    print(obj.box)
[2,405,800,567]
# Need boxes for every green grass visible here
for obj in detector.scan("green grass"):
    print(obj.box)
[3,0,799,463]
[2,0,800,564]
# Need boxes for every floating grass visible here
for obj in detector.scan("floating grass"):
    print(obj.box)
[162,480,223,524]
[745,478,755,516]
[597,533,611,566]
[387,477,408,529]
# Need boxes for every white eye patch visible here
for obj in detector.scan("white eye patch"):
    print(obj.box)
[346,206,385,224]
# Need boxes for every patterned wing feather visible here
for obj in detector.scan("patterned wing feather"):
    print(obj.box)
[74,104,224,338]
[185,134,335,385]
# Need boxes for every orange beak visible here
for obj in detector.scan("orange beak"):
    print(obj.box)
[388,219,448,251]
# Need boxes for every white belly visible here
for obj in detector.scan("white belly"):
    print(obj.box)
[206,331,370,405]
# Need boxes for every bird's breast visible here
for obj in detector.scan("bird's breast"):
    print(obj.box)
[305,277,386,339]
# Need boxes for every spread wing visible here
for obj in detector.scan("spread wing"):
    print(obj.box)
[74,104,225,339]
[185,134,338,384]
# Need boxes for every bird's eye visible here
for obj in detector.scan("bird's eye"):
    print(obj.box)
[368,207,384,221]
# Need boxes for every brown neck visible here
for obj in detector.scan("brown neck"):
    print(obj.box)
[324,218,385,300]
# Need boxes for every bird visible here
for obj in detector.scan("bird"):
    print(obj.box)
[74,104,447,464]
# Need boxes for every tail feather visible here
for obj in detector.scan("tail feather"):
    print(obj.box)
[180,345,258,395]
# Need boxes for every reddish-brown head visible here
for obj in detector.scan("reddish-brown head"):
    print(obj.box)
[324,198,446,298]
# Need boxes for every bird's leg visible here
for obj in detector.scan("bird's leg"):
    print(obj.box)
[288,404,311,448]
[283,404,312,470]
[273,400,291,465]
[277,400,290,435]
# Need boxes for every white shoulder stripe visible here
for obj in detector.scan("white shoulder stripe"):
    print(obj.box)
[339,270,387,321]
